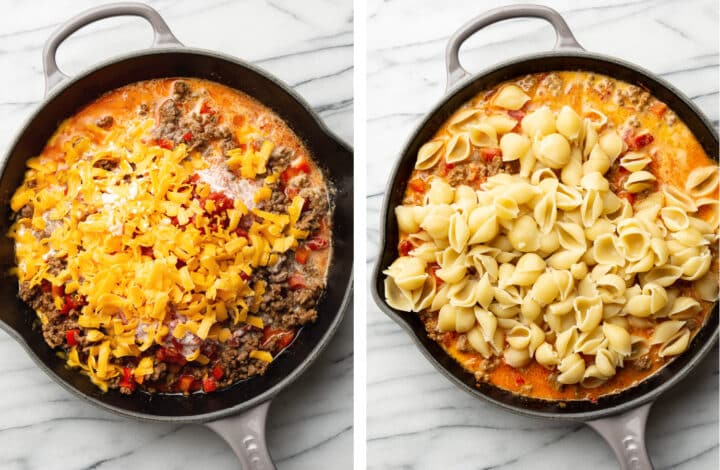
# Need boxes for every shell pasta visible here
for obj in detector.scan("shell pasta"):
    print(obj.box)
[385,71,718,400]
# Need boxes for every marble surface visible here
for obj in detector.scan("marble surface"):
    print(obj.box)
[0,1,352,469]
[367,0,718,469]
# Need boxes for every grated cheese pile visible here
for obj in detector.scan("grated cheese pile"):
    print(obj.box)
[8,117,308,391]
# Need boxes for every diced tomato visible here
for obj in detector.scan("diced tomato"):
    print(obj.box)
[182,131,193,142]
[65,329,79,347]
[623,130,654,151]
[294,246,311,264]
[441,331,457,347]
[480,147,502,161]
[515,374,525,386]
[508,110,526,121]
[40,280,52,293]
[240,271,251,281]
[408,178,426,193]
[156,346,187,366]
[200,102,215,115]
[398,239,414,256]
[234,227,249,239]
[189,173,200,183]
[178,375,195,393]
[202,377,217,393]
[232,114,245,126]
[284,186,299,199]
[212,364,224,380]
[60,294,82,315]
[262,327,295,350]
[119,366,136,392]
[306,237,328,250]
[140,246,154,257]
[156,138,174,150]
[428,263,443,286]
[288,273,306,290]
[649,102,667,117]
[280,160,311,184]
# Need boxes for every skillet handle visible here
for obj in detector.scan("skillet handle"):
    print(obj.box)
[42,2,182,96]
[206,400,276,470]
[586,402,654,470]
[445,4,584,91]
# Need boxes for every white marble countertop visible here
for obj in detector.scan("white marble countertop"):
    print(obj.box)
[367,0,718,469]
[0,1,353,469]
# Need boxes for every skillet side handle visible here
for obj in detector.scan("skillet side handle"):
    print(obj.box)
[445,4,584,91]
[206,401,276,470]
[586,402,654,470]
[42,2,183,96]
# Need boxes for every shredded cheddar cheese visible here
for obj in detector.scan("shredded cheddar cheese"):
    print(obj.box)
[9,118,309,390]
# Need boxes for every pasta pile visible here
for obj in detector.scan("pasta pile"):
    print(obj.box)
[385,88,719,389]
[9,119,309,391]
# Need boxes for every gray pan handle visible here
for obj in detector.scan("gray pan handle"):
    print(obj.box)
[445,4,584,91]
[586,402,654,470]
[206,401,276,470]
[42,2,182,95]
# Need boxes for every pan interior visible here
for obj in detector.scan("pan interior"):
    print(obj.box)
[0,51,353,420]
[374,53,719,418]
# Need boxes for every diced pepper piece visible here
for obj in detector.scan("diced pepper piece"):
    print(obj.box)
[202,377,217,393]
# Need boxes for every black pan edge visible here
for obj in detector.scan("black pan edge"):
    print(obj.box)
[371,49,719,421]
[0,47,354,422]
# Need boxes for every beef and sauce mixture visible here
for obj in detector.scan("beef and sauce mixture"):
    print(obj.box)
[388,71,718,401]
[9,78,331,394]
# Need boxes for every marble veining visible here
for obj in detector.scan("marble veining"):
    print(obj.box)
[0,1,352,469]
[367,0,718,469]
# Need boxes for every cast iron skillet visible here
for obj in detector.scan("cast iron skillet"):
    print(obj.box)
[0,3,352,469]
[371,5,718,470]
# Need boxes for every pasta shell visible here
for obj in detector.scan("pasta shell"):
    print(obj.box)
[667,296,702,320]
[580,171,610,192]
[508,215,540,252]
[499,133,531,162]
[504,347,531,368]
[535,133,571,169]
[467,205,499,244]
[522,106,556,137]
[427,179,455,204]
[582,121,598,158]
[598,129,624,161]
[659,206,689,232]
[595,348,618,377]
[533,192,557,234]
[467,326,492,358]
[573,296,603,332]
[447,212,470,252]
[696,197,719,229]
[468,123,498,147]
[651,320,685,345]
[412,275,437,312]
[658,328,690,357]
[395,205,420,233]
[623,170,656,193]
[415,139,445,170]
[580,190,604,227]
[556,105,582,140]
[485,114,520,134]
[619,151,651,173]
[561,148,583,186]
[511,253,545,286]
[685,165,719,197]
[662,184,698,212]
[581,365,609,388]
[445,132,471,164]
[639,265,682,287]
[680,252,711,281]
[492,84,530,110]
[535,342,560,368]
[557,353,585,384]
[447,108,483,134]
[384,277,414,311]
[695,271,719,301]
[585,109,608,129]
[602,322,632,356]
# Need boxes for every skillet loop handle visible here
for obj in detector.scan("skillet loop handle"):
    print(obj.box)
[586,402,654,470]
[42,2,182,96]
[445,4,583,91]
[206,401,276,470]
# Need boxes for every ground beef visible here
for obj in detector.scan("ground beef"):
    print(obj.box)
[172,80,190,101]
[257,183,289,213]
[268,146,293,172]
[93,158,118,171]
[456,334,470,352]
[446,164,469,186]
[46,257,66,275]
[633,356,652,371]
[138,103,149,116]
[42,316,78,348]
[548,372,564,392]
[18,204,33,219]
[95,115,114,129]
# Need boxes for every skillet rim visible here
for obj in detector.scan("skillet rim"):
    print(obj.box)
[0,46,354,423]
[371,48,719,421]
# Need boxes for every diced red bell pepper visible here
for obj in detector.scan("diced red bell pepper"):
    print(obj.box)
[65,329,79,347]
[202,377,217,393]
[288,273,306,290]
[280,160,311,184]
[480,147,502,161]
[60,294,82,315]
[398,239,414,256]
[649,102,667,117]
[182,131,193,142]
[262,327,295,350]
[178,375,195,393]
[294,246,311,264]
[212,364,224,380]
[200,102,215,115]
[239,271,251,281]
[306,237,328,250]
[623,130,654,151]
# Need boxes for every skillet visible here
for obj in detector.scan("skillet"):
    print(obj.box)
[0,3,353,469]
[371,5,718,469]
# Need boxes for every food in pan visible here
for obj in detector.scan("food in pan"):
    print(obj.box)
[9,78,331,394]
[384,71,718,400]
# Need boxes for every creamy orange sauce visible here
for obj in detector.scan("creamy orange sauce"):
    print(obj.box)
[402,71,718,401]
